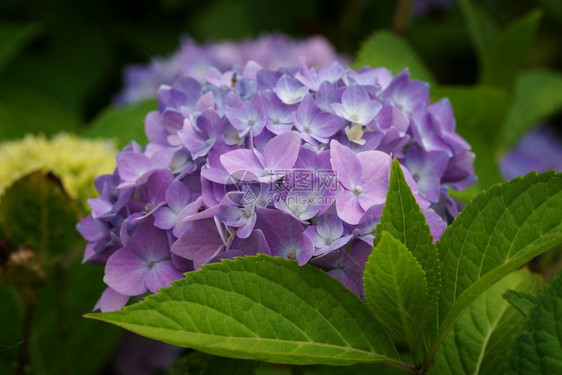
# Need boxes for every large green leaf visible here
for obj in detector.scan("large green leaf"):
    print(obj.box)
[353,30,436,85]
[507,271,562,374]
[82,99,156,148]
[0,283,23,374]
[29,263,122,375]
[373,158,440,347]
[480,10,542,89]
[430,85,509,189]
[458,1,541,89]
[0,23,40,73]
[424,171,562,368]
[0,84,81,141]
[364,232,428,353]
[499,69,562,153]
[87,255,402,367]
[502,289,538,317]
[431,269,542,375]
[0,171,82,266]
[457,0,500,62]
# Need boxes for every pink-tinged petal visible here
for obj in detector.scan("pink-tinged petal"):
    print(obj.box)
[263,131,301,169]
[94,287,129,312]
[104,247,148,296]
[220,149,264,178]
[329,140,361,189]
[144,260,184,293]
[357,150,391,208]
[335,190,364,225]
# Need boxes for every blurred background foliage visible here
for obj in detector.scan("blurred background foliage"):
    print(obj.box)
[0,0,561,374]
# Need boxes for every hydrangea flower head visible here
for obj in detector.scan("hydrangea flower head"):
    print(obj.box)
[115,34,344,105]
[80,59,475,311]
[500,126,562,180]
[0,133,116,208]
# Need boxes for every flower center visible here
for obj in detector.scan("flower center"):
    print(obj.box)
[353,185,363,196]
[286,248,297,259]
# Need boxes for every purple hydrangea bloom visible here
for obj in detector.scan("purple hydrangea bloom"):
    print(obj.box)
[80,58,475,311]
[500,126,562,180]
[115,34,345,105]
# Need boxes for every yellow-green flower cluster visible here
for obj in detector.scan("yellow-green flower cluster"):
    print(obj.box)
[0,133,116,207]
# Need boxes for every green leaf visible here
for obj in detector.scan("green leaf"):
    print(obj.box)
[425,171,562,367]
[0,171,82,266]
[507,271,562,374]
[0,23,40,73]
[373,158,440,346]
[481,10,542,89]
[353,30,436,85]
[364,232,428,351]
[0,84,81,141]
[499,69,562,153]
[170,351,258,375]
[430,85,509,189]
[30,263,122,375]
[431,269,543,375]
[0,283,23,374]
[83,99,156,148]
[502,289,539,317]
[457,0,501,61]
[458,1,542,89]
[86,255,401,367]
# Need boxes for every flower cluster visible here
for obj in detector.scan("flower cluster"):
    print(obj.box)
[114,34,343,105]
[0,133,116,207]
[500,126,562,180]
[79,60,475,312]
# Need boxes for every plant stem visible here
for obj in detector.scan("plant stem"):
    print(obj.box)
[393,0,414,38]
[14,295,37,375]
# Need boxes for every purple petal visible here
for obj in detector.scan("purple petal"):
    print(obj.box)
[144,260,184,293]
[220,149,265,178]
[104,247,149,296]
[263,131,301,170]
[171,219,225,268]
[94,287,129,312]
[335,190,364,225]
[329,140,360,189]
[273,74,309,105]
